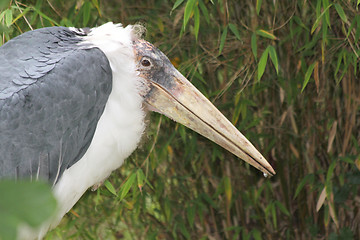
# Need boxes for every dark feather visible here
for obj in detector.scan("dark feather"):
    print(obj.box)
[0,27,112,184]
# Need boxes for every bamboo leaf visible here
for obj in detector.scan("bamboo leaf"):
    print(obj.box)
[194,5,200,40]
[257,46,269,81]
[316,187,326,211]
[324,205,330,226]
[346,16,357,38]
[334,50,344,77]
[119,173,137,200]
[316,0,321,17]
[328,198,339,228]
[325,160,338,228]
[272,202,277,229]
[172,0,185,12]
[183,0,196,30]
[301,61,317,92]
[223,176,232,205]
[293,15,308,30]
[256,29,277,40]
[91,0,101,15]
[251,32,257,60]
[4,9,12,27]
[0,181,57,240]
[136,169,145,191]
[187,205,195,228]
[334,3,348,23]
[164,197,171,221]
[275,200,290,216]
[311,4,332,34]
[104,180,117,196]
[0,10,6,21]
[229,23,241,40]
[322,0,330,27]
[179,220,191,239]
[294,174,314,199]
[198,0,210,24]
[326,161,336,189]
[256,0,262,15]
[201,193,217,208]
[219,26,228,54]
[82,1,91,26]
[268,45,279,74]
[33,7,59,26]
[11,7,31,25]
[322,21,328,47]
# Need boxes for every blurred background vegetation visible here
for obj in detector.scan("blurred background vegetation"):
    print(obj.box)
[1,0,359,239]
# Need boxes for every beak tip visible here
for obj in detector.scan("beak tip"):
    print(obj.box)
[266,166,276,177]
[259,159,276,177]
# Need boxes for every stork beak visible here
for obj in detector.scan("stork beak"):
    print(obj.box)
[134,40,275,176]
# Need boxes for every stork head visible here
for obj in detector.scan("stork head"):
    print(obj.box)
[132,39,275,176]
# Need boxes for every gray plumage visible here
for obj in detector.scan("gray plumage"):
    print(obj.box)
[0,27,112,184]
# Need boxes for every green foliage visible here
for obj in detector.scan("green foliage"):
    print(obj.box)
[0,180,56,240]
[301,61,316,92]
[1,0,359,239]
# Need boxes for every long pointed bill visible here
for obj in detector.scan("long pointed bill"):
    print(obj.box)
[145,69,275,176]
[134,39,275,176]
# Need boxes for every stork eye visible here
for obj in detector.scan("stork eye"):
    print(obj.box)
[141,58,152,67]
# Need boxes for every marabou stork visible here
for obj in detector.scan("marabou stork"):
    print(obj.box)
[0,23,275,239]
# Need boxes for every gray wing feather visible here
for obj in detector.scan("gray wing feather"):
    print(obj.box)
[0,27,112,184]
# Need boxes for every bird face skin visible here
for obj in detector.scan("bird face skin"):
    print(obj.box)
[133,39,275,176]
